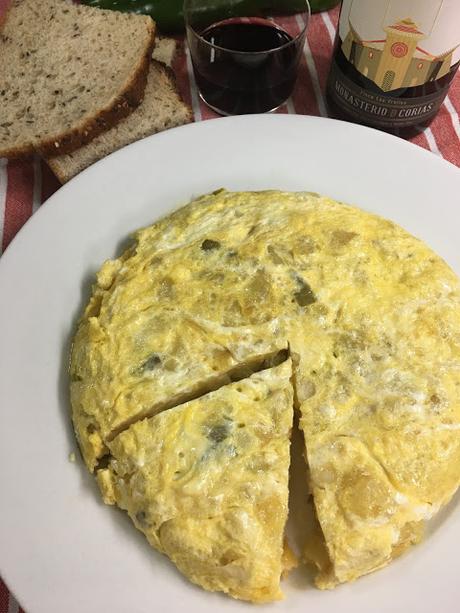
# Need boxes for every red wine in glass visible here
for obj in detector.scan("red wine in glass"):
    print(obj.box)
[188,17,304,115]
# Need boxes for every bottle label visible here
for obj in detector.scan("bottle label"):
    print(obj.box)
[338,0,460,93]
[328,60,450,128]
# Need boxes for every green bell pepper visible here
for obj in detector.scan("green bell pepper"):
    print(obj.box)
[81,0,185,32]
[309,0,340,12]
[81,0,308,33]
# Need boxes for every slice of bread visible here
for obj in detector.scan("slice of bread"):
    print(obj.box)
[47,59,192,183]
[0,0,155,159]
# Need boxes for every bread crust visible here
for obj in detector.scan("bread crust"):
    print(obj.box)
[151,60,193,124]
[46,153,78,185]
[0,8,155,159]
[0,1,13,30]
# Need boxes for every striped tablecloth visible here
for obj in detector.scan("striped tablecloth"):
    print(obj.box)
[1,2,459,610]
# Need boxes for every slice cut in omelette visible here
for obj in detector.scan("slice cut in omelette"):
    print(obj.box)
[96,360,293,603]
[71,306,287,471]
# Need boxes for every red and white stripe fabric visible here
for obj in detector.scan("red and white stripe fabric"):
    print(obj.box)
[0,4,459,257]
[0,2,459,610]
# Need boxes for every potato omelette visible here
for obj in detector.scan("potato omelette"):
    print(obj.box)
[70,190,460,600]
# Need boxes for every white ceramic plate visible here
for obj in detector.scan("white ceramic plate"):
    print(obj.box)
[1,115,459,613]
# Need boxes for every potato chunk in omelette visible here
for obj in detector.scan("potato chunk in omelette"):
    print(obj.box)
[97,361,293,603]
[71,190,460,597]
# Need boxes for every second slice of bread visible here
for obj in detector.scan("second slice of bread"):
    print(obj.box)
[47,57,192,183]
[0,0,155,158]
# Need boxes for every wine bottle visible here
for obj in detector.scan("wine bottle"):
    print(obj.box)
[326,0,460,130]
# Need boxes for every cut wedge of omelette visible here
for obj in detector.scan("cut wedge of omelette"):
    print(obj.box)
[71,190,460,598]
[97,361,293,603]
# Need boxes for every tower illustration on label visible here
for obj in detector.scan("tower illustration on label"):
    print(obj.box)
[340,0,459,92]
